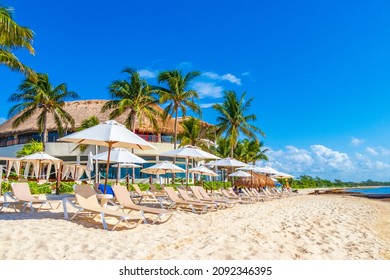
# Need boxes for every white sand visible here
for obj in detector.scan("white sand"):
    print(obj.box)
[0,194,389,260]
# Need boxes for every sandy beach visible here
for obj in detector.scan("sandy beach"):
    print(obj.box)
[0,193,389,260]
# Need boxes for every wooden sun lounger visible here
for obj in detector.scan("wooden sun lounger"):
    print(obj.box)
[112,184,174,224]
[197,187,237,207]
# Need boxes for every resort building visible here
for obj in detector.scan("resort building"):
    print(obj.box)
[0,100,210,182]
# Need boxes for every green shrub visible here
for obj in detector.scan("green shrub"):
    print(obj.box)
[203,181,231,191]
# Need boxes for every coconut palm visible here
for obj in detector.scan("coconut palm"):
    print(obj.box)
[157,70,201,149]
[102,67,159,133]
[178,116,216,150]
[213,91,265,157]
[8,73,79,150]
[234,139,268,164]
[210,137,231,159]
[0,6,36,80]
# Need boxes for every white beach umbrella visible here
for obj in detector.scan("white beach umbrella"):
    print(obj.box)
[92,148,146,184]
[141,161,185,175]
[207,157,248,186]
[229,170,252,177]
[160,145,220,186]
[189,165,218,177]
[111,163,142,168]
[58,120,156,192]
[92,147,146,164]
[272,171,294,179]
[254,165,279,175]
[208,157,248,168]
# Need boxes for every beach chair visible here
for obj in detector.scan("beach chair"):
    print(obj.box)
[189,186,232,209]
[0,201,23,212]
[132,184,159,204]
[177,187,217,211]
[227,188,255,203]
[11,182,63,212]
[197,186,237,207]
[242,188,263,202]
[112,184,174,224]
[71,185,144,231]
[220,188,249,204]
[163,187,211,214]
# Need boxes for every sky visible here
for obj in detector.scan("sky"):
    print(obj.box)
[1,0,390,182]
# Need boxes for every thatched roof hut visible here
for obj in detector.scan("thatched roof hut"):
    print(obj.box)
[234,172,275,188]
[0,99,183,138]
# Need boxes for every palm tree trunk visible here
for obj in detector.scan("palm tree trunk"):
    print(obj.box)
[174,109,178,149]
[172,109,178,183]
[42,116,47,151]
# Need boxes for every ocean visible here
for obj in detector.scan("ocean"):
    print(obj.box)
[346,186,390,198]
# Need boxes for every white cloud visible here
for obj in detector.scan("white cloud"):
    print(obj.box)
[241,71,250,76]
[0,117,6,124]
[139,69,157,79]
[203,71,242,85]
[351,137,364,146]
[192,82,223,99]
[199,103,219,109]
[366,147,379,156]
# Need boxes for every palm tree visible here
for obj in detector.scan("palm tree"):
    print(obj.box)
[178,116,216,150]
[234,139,268,164]
[210,137,231,159]
[0,6,36,80]
[213,91,265,157]
[102,67,159,133]
[157,70,201,149]
[8,73,79,150]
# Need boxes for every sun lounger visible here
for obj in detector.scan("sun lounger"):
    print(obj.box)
[220,188,250,204]
[177,187,217,211]
[0,201,23,212]
[227,188,255,203]
[11,182,63,212]
[71,185,144,231]
[132,184,159,204]
[197,187,237,207]
[189,186,233,208]
[112,184,173,224]
[163,187,211,214]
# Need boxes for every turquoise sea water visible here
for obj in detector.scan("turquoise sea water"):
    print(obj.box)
[347,186,390,198]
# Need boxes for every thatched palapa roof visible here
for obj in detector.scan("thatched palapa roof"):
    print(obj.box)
[0,100,183,137]
[234,172,275,188]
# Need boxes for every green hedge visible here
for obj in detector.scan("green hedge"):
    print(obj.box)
[1,181,76,195]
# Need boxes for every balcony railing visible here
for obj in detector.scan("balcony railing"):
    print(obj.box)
[0,133,175,148]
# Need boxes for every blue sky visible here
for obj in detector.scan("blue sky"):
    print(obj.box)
[1,0,390,181]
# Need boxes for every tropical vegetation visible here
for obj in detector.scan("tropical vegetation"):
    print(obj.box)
[8,73,79,150]
[0,5,36,80]
[156,69,201,149]
[16,139,43,157]
[102,68,159,133]
[213,91,265,157]
[178,116,217,150]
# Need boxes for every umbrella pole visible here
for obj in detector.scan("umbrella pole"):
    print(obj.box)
[38,160,42,180]
[104,143,112,194]
[56,162,61,195]
[126,169,129,190]
[116,164,119,185]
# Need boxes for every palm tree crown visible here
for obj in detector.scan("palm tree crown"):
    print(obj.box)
[8,73,79,150]
[213,90,265,157]
[157,69,201,149]
[0,6,36,80]
[102,67,159,133]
